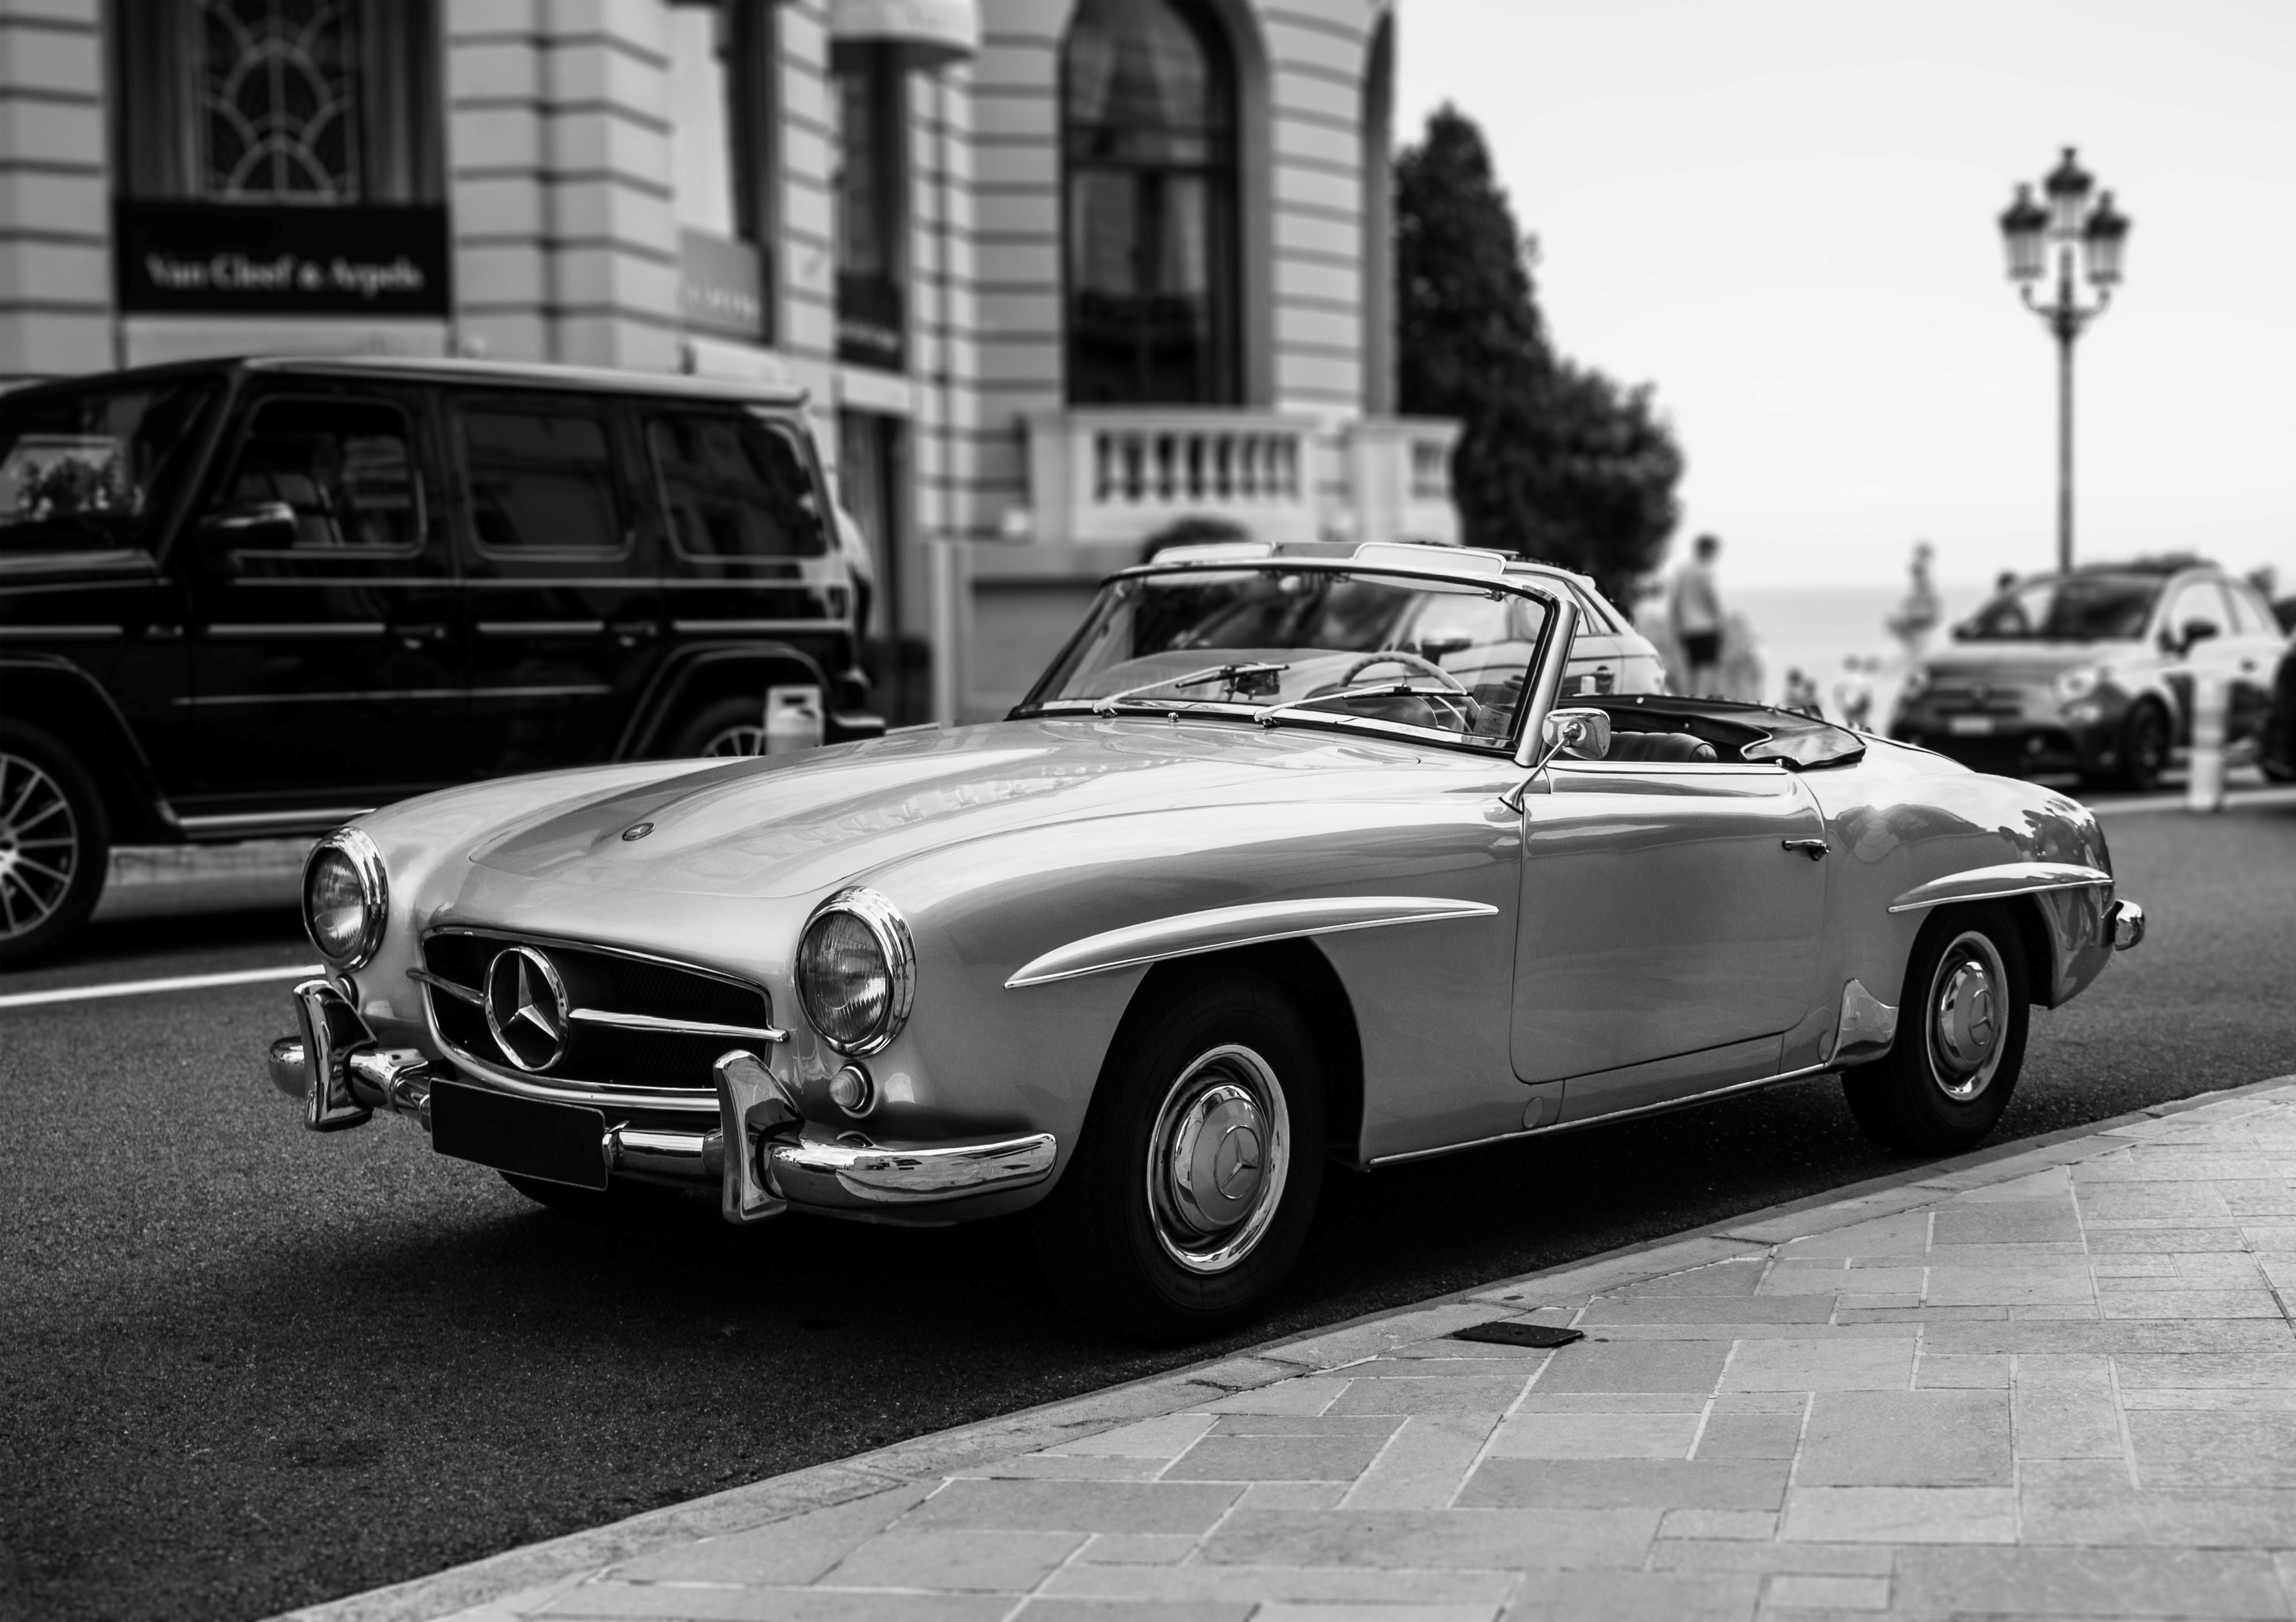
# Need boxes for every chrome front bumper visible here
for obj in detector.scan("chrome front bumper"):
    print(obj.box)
[268,980,1056,1220]
[2110,899,2146,952]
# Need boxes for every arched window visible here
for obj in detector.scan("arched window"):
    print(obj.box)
[1062,0,1239,405]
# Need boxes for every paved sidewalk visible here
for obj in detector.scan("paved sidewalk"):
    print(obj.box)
[296,1079,2296,1622]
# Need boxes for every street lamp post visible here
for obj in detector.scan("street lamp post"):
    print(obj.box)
[1997,148,2130,576]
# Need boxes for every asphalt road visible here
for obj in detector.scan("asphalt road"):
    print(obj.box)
[3,799,2293,1622]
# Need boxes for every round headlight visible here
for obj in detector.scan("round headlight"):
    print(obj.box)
[796,888,915,1056]
[2053,664,2105,704]
[302,829,387,969]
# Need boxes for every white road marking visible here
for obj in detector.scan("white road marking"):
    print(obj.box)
[0,963,321,1011]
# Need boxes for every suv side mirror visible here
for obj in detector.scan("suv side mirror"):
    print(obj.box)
[199,500,298,547]
[2181,620,2219,651]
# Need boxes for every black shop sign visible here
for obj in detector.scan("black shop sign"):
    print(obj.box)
[114,200,452,318]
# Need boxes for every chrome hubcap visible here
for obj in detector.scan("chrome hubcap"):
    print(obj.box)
[0,750,79,941]
[1929,931,2008,1101]
[1146,1044,1289,1275]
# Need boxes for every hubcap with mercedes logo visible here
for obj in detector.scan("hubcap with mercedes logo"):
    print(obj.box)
[484,946,569,1071]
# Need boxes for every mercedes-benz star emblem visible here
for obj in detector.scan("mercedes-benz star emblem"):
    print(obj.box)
[484,946,569,1072]
[621,822,653,842]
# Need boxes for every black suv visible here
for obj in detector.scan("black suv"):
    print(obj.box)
[0,355,878,967]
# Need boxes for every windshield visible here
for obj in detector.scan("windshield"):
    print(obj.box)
[0,378,219,551]
[1017,565,1556,749]
[1961,574,2161,642]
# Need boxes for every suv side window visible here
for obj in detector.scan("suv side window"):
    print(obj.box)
[222,397,426,552]
[459,405,629,556]
[2226,584,2276,638]
[647,410,828,563]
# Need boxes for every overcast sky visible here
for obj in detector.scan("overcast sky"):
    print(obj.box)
[1394,0,2296,593]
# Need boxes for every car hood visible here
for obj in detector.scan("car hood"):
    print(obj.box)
[1919,641,2133,684]
[467,718,1442,900]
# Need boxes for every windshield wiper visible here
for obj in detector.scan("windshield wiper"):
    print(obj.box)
[1252,679,1467,728]
[1088,661,1290,717]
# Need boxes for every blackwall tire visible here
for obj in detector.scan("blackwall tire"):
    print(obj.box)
[0,722,110,972]
[1842,903,2030,1155]
[668,696,766,758]
[2115,700,2170,792]
[1033,975,1326,1344]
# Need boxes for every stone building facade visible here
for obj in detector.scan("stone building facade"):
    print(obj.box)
[0,0,1455,721]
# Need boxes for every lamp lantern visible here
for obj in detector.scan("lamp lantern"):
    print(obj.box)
[2082,191,2130,286]
[2042,146,2094,235]
[1998,184,2049,282]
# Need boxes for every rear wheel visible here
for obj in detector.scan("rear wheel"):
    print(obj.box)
[669,696,765,758]
[1033,975,1326,1342]
[0,723,109,971]
[1843,904,2030,1154]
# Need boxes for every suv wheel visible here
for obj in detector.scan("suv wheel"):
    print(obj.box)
[669,697,766,758]
[2115,699,2170,792]
[0,722,110,971]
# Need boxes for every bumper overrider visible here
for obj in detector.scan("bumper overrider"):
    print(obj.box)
[267,978,1056,1222]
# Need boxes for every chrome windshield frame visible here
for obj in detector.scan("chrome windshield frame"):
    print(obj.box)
[1011,557,1573,760]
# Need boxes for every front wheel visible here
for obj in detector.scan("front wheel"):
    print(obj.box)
[1843,904,2030,1155]
[1033,976,1326,1342]
[0,723,110,971]
[2115,699,2171,791]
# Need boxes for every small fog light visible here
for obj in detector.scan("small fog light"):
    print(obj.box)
[828,1062,875,1117]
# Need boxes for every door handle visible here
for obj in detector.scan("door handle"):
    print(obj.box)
[1782,838,1829,860]
[608,620,660,648]
[394,623,448,652]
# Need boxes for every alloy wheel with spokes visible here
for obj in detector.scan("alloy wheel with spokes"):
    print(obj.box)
[699,723,766,758]
[0,727,109,970]
[0,750,81,943]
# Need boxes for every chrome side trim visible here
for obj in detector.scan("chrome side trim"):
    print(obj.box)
[0,625,122,641]
[408,966,483,1007]
[569,1006,788,1044]
[1828,978,1900,1064]
[1887,862,2113,915]
[180,806,374,834]
[205,622,384,638]
[475,620,604,636]
[1004,896,1500,990]
[1366,1062,1836,1168]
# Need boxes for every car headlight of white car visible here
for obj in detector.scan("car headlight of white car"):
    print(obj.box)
[2053,665,2107,704]
[797,887,916,1055]
[302,828,389,969]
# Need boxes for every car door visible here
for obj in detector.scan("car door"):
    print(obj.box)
[452,392,666,777]
[2219,580,2282,746]
[1512,757,1830,1122]
[185,383,460,813]
[2154,575,2237,742]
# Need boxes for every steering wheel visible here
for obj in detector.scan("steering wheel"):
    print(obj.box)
[1336,651,1469,692]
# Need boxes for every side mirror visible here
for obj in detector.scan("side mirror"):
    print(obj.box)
[198,500,298,546]
[2180,620,2220,653]
[1541,706,1611,761]
[1950,621,1975,642]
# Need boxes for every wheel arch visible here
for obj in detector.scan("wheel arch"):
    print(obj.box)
[616,643,833,758]
[1101,938,1366,1169]
[0,658,171,842]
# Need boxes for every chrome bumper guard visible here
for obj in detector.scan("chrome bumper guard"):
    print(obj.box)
[267,998,1056,1221]
[2109,899,2146,952]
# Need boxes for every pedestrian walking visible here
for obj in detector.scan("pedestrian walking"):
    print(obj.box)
[1668,533,1725,697]
[1783,667,1825,718]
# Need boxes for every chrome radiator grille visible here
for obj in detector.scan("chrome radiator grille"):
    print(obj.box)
[417,929,779,1094]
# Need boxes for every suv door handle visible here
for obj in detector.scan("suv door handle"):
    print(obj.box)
[1782,838,1829,860]
[395,623,448,651]
[608,620,660,648]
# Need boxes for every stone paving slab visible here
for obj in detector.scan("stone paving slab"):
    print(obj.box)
[279,1078,2296,1622]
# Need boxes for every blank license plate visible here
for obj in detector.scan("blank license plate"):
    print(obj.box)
[1948,715,1996,735]
[430,1081,607,1190]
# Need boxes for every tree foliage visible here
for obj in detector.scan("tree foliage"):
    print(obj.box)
[1396,106,1684,611]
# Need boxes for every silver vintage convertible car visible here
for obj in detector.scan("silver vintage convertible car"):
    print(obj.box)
[266,540,2144,1339]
